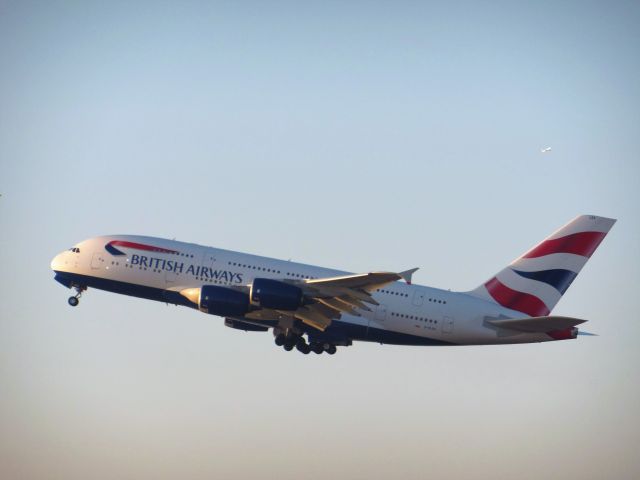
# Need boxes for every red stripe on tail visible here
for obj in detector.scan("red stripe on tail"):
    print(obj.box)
[484,277,550,317]
[523,231,606,259]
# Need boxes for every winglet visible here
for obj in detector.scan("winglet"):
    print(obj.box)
[399,268,419,285]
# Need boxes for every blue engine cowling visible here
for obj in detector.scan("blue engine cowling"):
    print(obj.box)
[224,318,269,332]
[199,285,250,317]
[250,278,303,310]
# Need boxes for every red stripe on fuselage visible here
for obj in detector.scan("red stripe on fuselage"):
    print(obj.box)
[484,277,550,317]
[108,240,178,255]
[523,231,606,259]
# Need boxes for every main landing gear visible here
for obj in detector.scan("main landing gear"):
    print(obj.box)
[274,333,337,355]
[67,285,86,307]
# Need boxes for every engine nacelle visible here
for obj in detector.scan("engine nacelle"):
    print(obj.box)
[195,285,250,317]
[224,318,269,332]
[250,278,303,310]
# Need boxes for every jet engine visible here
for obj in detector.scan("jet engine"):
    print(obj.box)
[250,278,304,310]
[181,285,250,317]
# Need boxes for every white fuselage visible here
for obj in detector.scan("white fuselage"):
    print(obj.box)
[51,235,560,347]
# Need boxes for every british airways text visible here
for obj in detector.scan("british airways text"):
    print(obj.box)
[130,254,243,283]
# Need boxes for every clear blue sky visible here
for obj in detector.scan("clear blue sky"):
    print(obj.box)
[1,1,639,479]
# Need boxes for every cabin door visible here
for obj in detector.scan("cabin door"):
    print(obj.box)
[412,290,425,306]
[442,316,454,334]
[374,304,387,322]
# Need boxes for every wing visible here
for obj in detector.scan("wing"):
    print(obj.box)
[245,268,418,331]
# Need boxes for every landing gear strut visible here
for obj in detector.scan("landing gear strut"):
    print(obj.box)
[67,285,86,307]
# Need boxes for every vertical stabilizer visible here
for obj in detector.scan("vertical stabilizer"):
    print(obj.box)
[469,215,616,316]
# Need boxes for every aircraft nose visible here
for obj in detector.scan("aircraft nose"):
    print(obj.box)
[50,252,64,271]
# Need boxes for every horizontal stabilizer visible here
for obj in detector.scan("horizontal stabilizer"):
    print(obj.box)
[487,315,587,333]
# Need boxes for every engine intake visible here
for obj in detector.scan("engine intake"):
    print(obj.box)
[250,278,303,310]
[189,285,250,317]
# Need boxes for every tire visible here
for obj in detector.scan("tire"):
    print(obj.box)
[68,296,79,307]
[326,345,337,355]
[274,334,285,346]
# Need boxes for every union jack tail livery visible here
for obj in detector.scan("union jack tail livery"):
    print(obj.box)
[470,215,616,317]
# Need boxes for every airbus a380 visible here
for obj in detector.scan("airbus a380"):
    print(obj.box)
[51,215,615,355]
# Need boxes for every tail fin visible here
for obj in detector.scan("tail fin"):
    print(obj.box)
[469,215,616,316]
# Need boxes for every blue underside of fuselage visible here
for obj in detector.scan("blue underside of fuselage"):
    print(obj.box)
[53,271,452,346]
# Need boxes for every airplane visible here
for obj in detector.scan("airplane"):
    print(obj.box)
[50,215,615,355]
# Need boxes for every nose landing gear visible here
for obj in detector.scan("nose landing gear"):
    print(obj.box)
[67,285,86,307]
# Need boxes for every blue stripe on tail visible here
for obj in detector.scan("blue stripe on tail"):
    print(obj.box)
[512,269,578,294]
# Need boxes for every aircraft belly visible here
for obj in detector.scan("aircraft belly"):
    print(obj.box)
[53,271,195,308]
[336,314,453,346]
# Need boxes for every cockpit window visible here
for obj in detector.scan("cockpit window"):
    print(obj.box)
[68,247,80,253]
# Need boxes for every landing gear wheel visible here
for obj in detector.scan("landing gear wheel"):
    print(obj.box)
[312,343,324,354]
[67,285,85,307]
[295,337,310,354]
[326,345,337,355]
[274,334,286,346]
[283,343,294,352]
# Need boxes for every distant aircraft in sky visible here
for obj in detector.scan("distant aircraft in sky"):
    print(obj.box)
[51,215,615,354]
[541,147,552,153]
